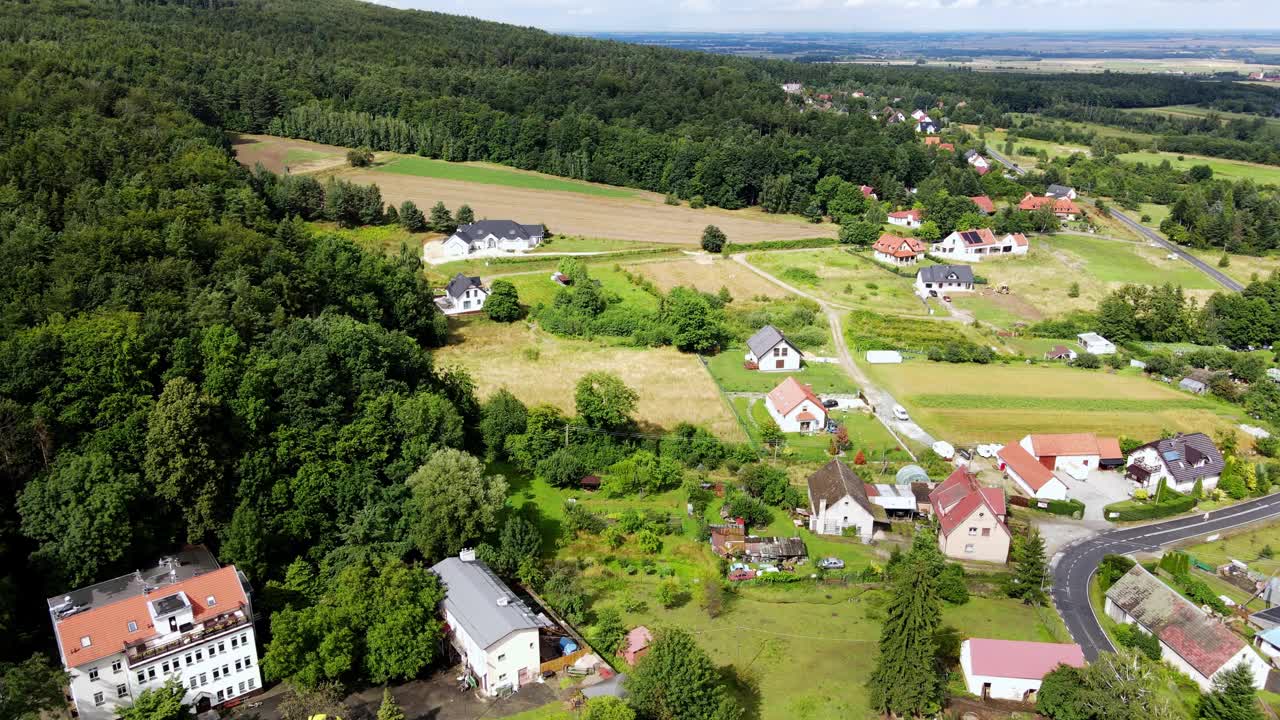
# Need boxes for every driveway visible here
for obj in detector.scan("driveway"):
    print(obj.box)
[1060,469,1131,523]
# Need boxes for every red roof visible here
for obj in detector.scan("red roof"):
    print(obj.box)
[873,234,925,258]
[997,442,1057,492]
[938,143,956,152]
[1006,232,1029,247]
[796,411,817,422]
[864,483,880,497]
[945,228,998,247]
[766,377,824,417]
[888,209,923,221]
[859,185,877,198]
[967,638,1085,680]
[1018,193,1080,215]
[1028,433,1103,457]
[924,136,942,146]
[969,195,995,213]
[930,468,1008,537]
[55,566,247,667]
[624,626,653,653]
[1097,436,1123,461]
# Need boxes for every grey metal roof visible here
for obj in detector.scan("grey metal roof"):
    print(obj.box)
[1131,432,1223,486]
[746,325,798,360]
[896,464,930,484]
[454,220,544,242]
[1046,184,1074,198]
[445,273,483,299]
[582,673,628,699]
[430,556,544,649]
[47,546,220,611]
[962,149,978,160]
[1179,378,1207,393]
[917,264,974,285]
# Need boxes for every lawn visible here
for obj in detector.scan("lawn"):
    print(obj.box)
[498,265,662,312]
[704,350,853,394]
[732,396,907,463]
[983,128,1089,168]
[1118,150,1280,186]
[631,255,790,301]
[530,235,664,253]
[862,360,1248,444]
[1185,247,1280,286]
[746,249,928,316]
[435,320,746,441]
[1178,521,1280,577]
[1136,202,1171,228]
[1039,234,1219,289]
[374,156,640,198]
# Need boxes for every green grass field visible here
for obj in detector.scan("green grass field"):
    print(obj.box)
[1128,104,1280,130]
[1118,150,1280,186]
[305,221,427,256]
[497,266,662,311]
[374,156,639,198]
[746,249,928,316]
[733,396,907,463]
[862,360,1247,444]
[1179,522,1280,577]
[1039,234,1219,289]
[1185,247,1280,286]
[705,350,853,394]
[530,235,664,253]
[1136,202,1172,228]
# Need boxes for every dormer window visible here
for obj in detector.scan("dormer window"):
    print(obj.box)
[127,621,137,633]
[81,636,92,647]
[206,595,217,607]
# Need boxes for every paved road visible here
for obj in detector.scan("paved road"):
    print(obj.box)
[1053,493,1280,660]
[985,145,1027,177]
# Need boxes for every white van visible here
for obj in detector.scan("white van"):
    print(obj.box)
[892,405,910,421]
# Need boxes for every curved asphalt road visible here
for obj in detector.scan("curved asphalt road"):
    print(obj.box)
[1053,494,1280,660]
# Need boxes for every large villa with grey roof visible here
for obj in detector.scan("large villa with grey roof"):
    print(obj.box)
[439,220,546,258]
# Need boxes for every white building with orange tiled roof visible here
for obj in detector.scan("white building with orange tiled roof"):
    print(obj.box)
[48,547,261,720]
[764,376,827,433]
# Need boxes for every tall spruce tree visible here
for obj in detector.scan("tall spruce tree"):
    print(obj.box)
[867,545,943,717]
[429,201,455,233]
[1198,663,1263,720]
[376,688,405,720]
[1009,528,1048,604]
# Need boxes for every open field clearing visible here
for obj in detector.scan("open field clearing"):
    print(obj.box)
[306,221,432,256]
[746,249,928,315]
[1185,248,1280,286]
[530,235,666,253]
[1039,234,1218,288]
[499,264,663,310]
[632,254,789,299]
[863,361,1246,444]
[984,128,1089,166]
[1178,523,1280,576]
[1118,150,1280,185]
[705,350,852,394]
[230,133,353,173]
[1127,104,1280,130]
[374,156,639,198]
[434,320,745,441]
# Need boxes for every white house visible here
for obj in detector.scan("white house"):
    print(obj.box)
[806,459,877,541]
[1106,565,1270,691]
[915,264,975,298]
[1125,432,1224,494]
[931,229,1029,262]
[48,547,262,720]
[431,553,546,696]
[435,273,488,316]
[960,639,1084,702]
[744,325,802,371]
[887,209,923,229]
[1076,332,1116,355]
[1018,433,1121,476]
[963,150,991,175]
[872,233,925,266]
[764,377,827,433]
[997,442,1068,501]
[440,221,545,258]
[1045,184,1078,200]
[931,468,1010,563]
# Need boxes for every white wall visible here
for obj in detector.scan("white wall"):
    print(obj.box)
[809,496,874,541]
[960,640,1046,701]
[1006,466,1068,501]
[747,342,801,372]
[766,398,826,434]
[1105,597,1267,690]
[444,609,541,696]
[1126,448,1218,493]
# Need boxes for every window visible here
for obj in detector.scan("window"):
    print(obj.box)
[116,684,128,698]
[213,668,221,680]
[89,668,99,681]
[185,654,193,667]
[498,673,507,681]
[226,686,234,699]
[137,672,146,684]
[148,667,156,680]
[94,692,105,706]
[209,645,216,658]
[497,654,506,662]
[781,346,788,356]
[239,682,246,694]
[218,642,225,653]
[189,678,198,690]
[981,528,991,537]
[195,650,203,662]
[244,655,252,667]
[235,659,243,672]
[127,621,137,633]
[81,636,92,648]
[968,527,977,536]
[168,617,177,632]
[222,665,230,676]
[231,638,238,649]
[206,595,217,607]
[111,660,122,674]
[217,690,225,702]
[772,347,780,357]
[247,678,256,690]
[199,673,208,687]
[964,544,975,554]
[162,662,170,674]
[240,633,248,645]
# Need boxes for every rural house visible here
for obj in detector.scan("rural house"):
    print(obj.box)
[1018,193,1081,220]
[764,377,827,433]
[963,149,991,175]
[1105,564,1269,690]
[442,220,545,257]
[873,233,926,266]
[996,442,1069,501]
[1125,432,1224,494]
[744,325,802,371]
[931,228,1029,262]
[930,468,1010,563]
[1018,433,1124,477]
[430,553,546,696]
[435,273,489,316]
[887,209,924,229]
[1076,332,1116,355]
[915,264,975,298]
[806,459,879,541]
[1045,184,1078,200]
[1044,345,1077,361]
[960,639,1085,702]
[969,195,996,214]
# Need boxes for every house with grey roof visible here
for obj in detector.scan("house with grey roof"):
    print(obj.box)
[441,220,545,258]
[1179,377,1208,395]
[431,553,551,696]
[914,264,974,298]
[806,459,880,541]
[1045,184,1077,200]
[435,273,488,316]
[1105,564,1268,690]
[744,325,802,372]
[1125,432,1224,494]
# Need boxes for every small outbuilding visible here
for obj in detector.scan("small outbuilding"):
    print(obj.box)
[996,442,1068,501]
[865,350,903,364]
[1180,377,1208,395]
[619,626,653,666]
[1076,332,1116,355]
[960,638,1084,702]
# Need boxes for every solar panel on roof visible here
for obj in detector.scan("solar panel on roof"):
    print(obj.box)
[961,231,983,245]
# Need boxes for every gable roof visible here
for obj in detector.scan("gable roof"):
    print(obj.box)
[430,556,545,649]
[930,468,1007,537]
[873,234,925,258]
[969,195,996,213]
[917,264,974,285]
[1004,232,1029,247]
[1045,184,1075,198]
[1131,432,1224,486]
[859,185,877,198]
[766,376,822,417]
[1097,437,1123,461]
[945,228,998,248]
[966,638,1085,680]
[806,459,875,516]
[1028,433,1104,457]
[997,442,1058,492]
[1106,565,1246,679]
[1018,193,1080,215]
[746,325,798,360]
[445,273,484,299]
[454,220,543,242]
[1046,344,1075,359]
[54,566,248,668]
[888,209,923,221]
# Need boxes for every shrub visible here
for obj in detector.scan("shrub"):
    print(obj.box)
[721,237,836,254]
[1115,624,1161,661]
[1104,489,1195,521]
[689,195,706,209]
[1073,352,1102,369]
[1097,554,1136,591]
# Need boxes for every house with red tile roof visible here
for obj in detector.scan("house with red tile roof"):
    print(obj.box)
[1018,193,1081,220]
[960,638,1084,701]
[47,547,261,720]
[969,195,996,214]
[859,185,877,200]
[619,626,653,665]
[887,208,923,229]
[930,468,1010,563]
[1018,433,1123,477]
[872,234,925,266]
[764,376,827,433]
[1106,564,1270,690]
[931,228,1029,262]
[997,442,1068,501]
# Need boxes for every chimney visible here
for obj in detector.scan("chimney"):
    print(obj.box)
[459,548,476,562]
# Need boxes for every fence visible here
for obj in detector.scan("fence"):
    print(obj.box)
[539,647,593,674]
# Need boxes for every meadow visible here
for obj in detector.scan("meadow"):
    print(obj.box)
[746,249,929,316]
[1118,150,1280,186]
[705,350,853,394]
[1128,104,1280,130]
[631,255,790,300]
[1178,523,1280,577]
[374,156,639,198]
[498,264,663,311]
[1185,248,1280,287]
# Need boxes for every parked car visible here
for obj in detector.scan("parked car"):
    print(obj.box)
[822,398,839,409]
[892,404,910,421]
[729,562,750,572]
[757,564,780,574]
[942,295,952,303]
[728,569,756,582]
[818,557,845,570]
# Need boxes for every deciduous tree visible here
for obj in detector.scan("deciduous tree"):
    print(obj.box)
[575,372,639,431]
[626,628,740,720]
[405,449,508,561]
[484,280,522,322]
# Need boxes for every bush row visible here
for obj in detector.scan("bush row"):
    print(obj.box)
[1104,489,1196,521]
[722,237,837,254]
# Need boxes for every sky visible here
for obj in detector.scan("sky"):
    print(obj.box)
[372,0,1280,33]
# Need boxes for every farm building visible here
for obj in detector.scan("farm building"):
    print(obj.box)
[1076,332,1116,355]
[931,228,1028,262]
[441,220,544,257]
[1105,564,1269,690]
[887,209,923,229]
[619,626,652,665]
[744,325,802,372]
[930,468,1009,563]
[873,233,926,266]
[969,195,996,214]
[960,639,1084,702]
[1017,433,1123,476]
[764,377,827,433]
[915,265,975,298]
[435,274,489,316]
[865,350,903,364]
[806,459,878,541]
[1125,432,1223,494]
[1179,377,1208,394]
[743,536,807,563]
[865,482,932,518]
[996,442,1068,501]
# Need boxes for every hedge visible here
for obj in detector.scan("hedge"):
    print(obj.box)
[482,247,678,266]
[1104,490,1196,521]
[1040,498,1086,518]
[722,237,837,254]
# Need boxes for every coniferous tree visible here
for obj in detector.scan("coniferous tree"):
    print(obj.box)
[399,201,428,232]
[456,204,475,225]
[376,688,405,720]
[1198,663,1263,720]
[429,201,455,233]
[1009,528,1048,604]
[867,544,943,717]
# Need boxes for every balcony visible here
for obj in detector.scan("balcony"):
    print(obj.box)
[125,604,248,666]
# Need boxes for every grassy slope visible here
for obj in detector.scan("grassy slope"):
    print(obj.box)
[374,156,639,198]
[705,350,854,394]
[1117,150,1280,185]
